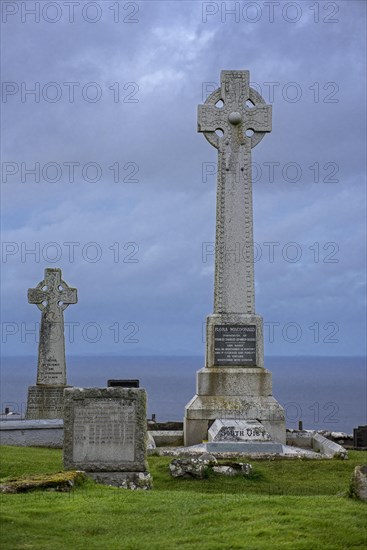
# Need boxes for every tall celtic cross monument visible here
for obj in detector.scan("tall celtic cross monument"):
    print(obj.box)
[26,268,77,419]
[184,70,285,445]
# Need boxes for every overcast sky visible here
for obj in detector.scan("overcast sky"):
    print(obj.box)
[1,0,366,357]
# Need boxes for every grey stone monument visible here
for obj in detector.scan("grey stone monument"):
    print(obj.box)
[63,387,152,489]
[184,70,286,445]
[25,268,77,420]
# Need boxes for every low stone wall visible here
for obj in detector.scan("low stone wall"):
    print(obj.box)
[0,423,349,457]
[149,430,184,447]
[0,420,63,448]
[286,430,313,448]
[147,422,183,431]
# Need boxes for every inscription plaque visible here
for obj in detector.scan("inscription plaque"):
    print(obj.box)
[214,324,256,366]
[72,398,136,463]
[25,386,65,419]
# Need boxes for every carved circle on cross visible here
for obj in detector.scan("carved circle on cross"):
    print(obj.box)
[202,86,268,150]
[29,277,76,312]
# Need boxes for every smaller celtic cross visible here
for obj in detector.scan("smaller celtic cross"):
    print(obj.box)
[198,70,272,314]
[28,268,77,386]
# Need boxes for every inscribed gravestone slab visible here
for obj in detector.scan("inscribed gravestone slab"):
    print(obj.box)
[63,387,148,473]
[73,398,136,463]
[207,419,283,453]
[208,419,272,442]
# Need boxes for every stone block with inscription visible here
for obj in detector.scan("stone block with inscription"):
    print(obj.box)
[184,70,285,446]
[63,387,152,490]
[206,419,283,453]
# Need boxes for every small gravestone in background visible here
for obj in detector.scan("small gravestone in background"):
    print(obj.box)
[353,425,367,449]
[184,70,285,445]
[25,268,77,420]
[63,387,152,490]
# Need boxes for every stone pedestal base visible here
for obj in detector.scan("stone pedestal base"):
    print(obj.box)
[87,471,152,490]
[184,367,286,446]
[206,442,283,453]
[184,393,285,446]
[197,367,272,396]
[25,385,67,420]
[185,310,286,446]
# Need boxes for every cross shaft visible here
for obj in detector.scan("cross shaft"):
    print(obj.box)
[198,70,272,314]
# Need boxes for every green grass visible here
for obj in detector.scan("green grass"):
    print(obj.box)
[1,446,366,550]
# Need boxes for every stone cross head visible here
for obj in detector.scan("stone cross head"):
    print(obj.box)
[198,70,272,151]
[28,268,77,316]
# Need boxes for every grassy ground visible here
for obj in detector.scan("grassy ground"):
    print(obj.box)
[0,446,366,549]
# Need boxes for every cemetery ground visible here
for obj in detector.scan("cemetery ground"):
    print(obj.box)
[1,446,366,549]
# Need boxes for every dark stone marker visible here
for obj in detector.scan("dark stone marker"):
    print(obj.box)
[353,425,367,449]
[214,324,256,366]
[107,379,140,388]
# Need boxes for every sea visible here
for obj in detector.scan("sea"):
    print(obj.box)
[1,356,366,434]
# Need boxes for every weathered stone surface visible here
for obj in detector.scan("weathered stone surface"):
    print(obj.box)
[350,465,367,501]
[88,471,153,490]
[207,441,283,453]
[212,465,237,476]
[197,367,272,396]
[0,470,85,494]
[25,268,77,420]
[28,268,77,386]
[184,70,285,446]
[198,453,217,463]
[212,462,252,476]
[25,386,65,420]
[169,455,215,479]
[169,456,252,479]
[146,431,156,449]
[155,445,322,460]
[197,70,271,315]
[63,387,148,473]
